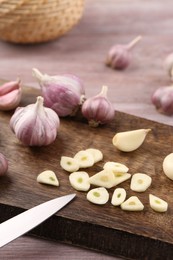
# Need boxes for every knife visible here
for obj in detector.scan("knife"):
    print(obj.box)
[0,193,76,248]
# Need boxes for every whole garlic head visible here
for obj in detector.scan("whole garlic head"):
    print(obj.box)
[10,96,60,146]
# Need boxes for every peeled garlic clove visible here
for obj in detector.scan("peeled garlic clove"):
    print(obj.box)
[81,85,115,127]
[85,148,103,163]
[32,68,85,117]
[103,161,129,173]
[0,79,22,111]
[89,169,116,188]
[112,129,151,152]
[60,156,80,172]
[121,196,144,211]
[111,188,126,206]
[10,96,60,146]
[74,150,94,168]
[37,170,59,186]
[130,173,152,192]
[163,153,173,180]
[69,171,90,191]
[106,36,142,70]
[0,153,8,176]
[151,86,173,115]
[87,187,109,205]
[149,194,168,213]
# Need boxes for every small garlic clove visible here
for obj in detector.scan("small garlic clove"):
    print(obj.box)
[81,85,115,127]
[112,128,151,152]
[149,194,168,213]
[69,171,90,191]
[10,96,60,146]
[0,79,22,111]
[37,170,59,186]
[162,153,173,180]
[32,68,85,117]
[130,173,152,192]
[0,153,8,176]
[87,187,109,205]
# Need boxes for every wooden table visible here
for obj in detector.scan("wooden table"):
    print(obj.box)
[0,0,173,259]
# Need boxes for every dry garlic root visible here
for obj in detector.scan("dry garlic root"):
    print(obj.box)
[121,196,144,211]
[112,129,151,152]
[60,156,80,172]
[162,153,173,180]
[149,194,168,212]
[37,170,59,186]
[87,187,109,205]
[111,188,126,206]
[130,173,152,192]
[69,171,90,191]
[74,150,94,168]
[103,161,129,173]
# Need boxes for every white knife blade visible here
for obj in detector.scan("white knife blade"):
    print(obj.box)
[0,193,76,248]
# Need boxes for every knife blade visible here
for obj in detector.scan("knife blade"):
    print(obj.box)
[0,193,76,248]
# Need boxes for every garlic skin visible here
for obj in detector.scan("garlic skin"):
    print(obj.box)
[32,68,85,117]
[0,153,8,176]
[151,86,173,115]
[106,36,142,70]
[81,85,115,127]
[164,53,173,79]
[10,96,60,146]
[0,79,22,111]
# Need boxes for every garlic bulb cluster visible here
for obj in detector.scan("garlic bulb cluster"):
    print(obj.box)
[81,85,115,127]
[151,86,173,115]
[10,96,60,146]
[106,36,142,70]
[0,153,8,176]
[0,79,22,111]
[32,68,85,117]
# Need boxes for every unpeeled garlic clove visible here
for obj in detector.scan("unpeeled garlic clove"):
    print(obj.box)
[0,79,22,111]
[151,86,173,115]
[10,96,60,146]
[106,36,142,70]
[0,153,8,176]
[162,153,173,180]
[112,129,151,152]
[81,85,115,127]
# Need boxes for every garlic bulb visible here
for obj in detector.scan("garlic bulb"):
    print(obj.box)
[151,85,173,115]
[32,68,85,117]
[0,153,8,176]
[81,85,115,127]
[10,96,60,146]
[0,79,22,111]
[106,36,142,70]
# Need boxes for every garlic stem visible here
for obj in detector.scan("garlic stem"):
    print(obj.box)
[32,68,44,83]
[127,35,142,50]
[99,85,108,97]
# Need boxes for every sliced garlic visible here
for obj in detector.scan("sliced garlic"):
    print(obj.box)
[111,188,126,206]
[149,194,168,213]
[69,171,90,191]
[130,173,152,192]
[121,196,144,211]
[60,156,79,172]
[112,129,151,152]
[74,150,94,168]
[113,172,131,186]
[87,187,109,205]
[89,169,116,188]
[103,161,129,173]
[163,153,173,180]
[37,170,59,186]
[85,148,103,163]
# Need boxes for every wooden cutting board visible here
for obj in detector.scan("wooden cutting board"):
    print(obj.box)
[0,86,173,259]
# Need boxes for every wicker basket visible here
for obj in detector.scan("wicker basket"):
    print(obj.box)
[0,0,85,44]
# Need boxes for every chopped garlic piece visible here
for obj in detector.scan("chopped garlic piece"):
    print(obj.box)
[74,150,94,168]
[87,187,109,205]
[103,161,129,173]
[37,170,59,186]
[149,194,168,212]
[69,171,90,191]
[89,169,116,188]
[111,188,126,206]
[60,156,80,172]
[113,172,131,186]
[130,173,152,192]
[121,196,144,211]
[85,148,103,163]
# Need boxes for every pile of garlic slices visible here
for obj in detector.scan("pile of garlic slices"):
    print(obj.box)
[59,148,168,213]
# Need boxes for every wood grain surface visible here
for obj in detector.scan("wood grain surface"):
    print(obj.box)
[0,0,173,259]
